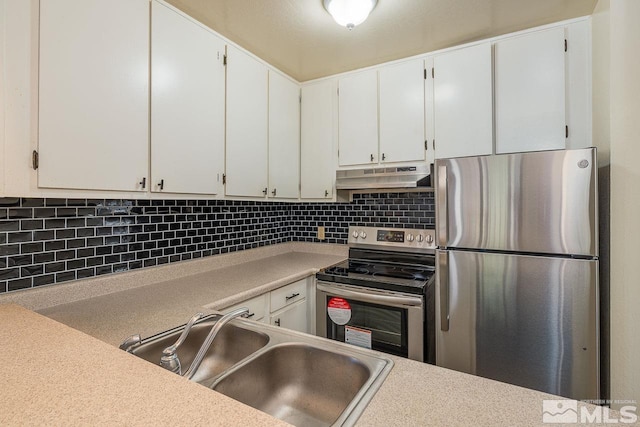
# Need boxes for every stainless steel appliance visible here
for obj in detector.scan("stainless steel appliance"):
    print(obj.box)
[316,226,436,363]
[435,148,599,400]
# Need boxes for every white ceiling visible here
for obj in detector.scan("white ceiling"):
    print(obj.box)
[165,0,597,82]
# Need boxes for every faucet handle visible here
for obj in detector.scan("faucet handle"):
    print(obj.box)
[160,312,204,374]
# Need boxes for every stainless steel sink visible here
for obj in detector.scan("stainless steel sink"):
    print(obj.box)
[126,315,270,383]
[212,343,377,427]
[123,314,393,426]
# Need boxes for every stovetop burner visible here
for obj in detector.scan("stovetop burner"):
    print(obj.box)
[317,257,435,295]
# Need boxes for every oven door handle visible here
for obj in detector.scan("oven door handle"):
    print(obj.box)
[317,283,423,307]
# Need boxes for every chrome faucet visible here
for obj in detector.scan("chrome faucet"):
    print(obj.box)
[160,312,204,374]
[183,307,250,380]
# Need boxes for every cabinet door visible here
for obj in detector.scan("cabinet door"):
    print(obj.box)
[495,28,566,154]
[151,2,225,195]
[300,80,336,199]
[433,43,493,159]
[268,71,300,199]
[338,70,378,166]
[270,299,308,334]
[226,46,268,197]
[38,0,149,191]
[379,58,425,163]
[223,293,268,323]
[424,57,436,165]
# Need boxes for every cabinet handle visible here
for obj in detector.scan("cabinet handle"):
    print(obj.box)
[382,153,386,161]
[271,188,277,197]
[139,177,146,189]
[158,179,164,190]
[275,318,281,327]
[325,190,329,198]
[262,187,268,195]
[370,154,374,162]
[285,292,300,301]
[246,312,255,319]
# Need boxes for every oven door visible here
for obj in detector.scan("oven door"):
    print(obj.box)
[316,281,424,361]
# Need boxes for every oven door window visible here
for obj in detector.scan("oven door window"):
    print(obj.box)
[326,296,408,358]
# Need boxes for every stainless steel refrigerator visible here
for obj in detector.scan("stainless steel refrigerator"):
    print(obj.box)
[435,148,599,400]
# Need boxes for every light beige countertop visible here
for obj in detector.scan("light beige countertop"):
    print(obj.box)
[0,304,290,427]
[1,242,619,426]
[38,249,345,345]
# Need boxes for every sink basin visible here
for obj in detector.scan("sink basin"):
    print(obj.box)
[123,315,392,426]
[212,342,390,427]
[129,316,270,383]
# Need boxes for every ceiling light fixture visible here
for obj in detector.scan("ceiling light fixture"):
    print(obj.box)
[323,0,378,31]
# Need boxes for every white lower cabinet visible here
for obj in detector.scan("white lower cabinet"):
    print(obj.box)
[224,293,268,323]
[222,277,311,333]
[270,299,308,334]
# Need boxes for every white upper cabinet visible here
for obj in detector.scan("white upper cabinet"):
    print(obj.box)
[424,56,436,165]
[379,58,426,164]
[433,42,493,159]
[338,70,378,166]
[495,27,566,154]
[151,2,225,195]
[225,45,269,197]
[38,0,149,191]
[268,71,300,199]
[301,80,336,200]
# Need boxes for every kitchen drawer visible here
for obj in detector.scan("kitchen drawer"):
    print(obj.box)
[270,279,307,313]
[224,293,268,322]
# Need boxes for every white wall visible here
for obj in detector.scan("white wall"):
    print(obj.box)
[608,0,640,410]
[0,0,6,194]
[591,0,610,167]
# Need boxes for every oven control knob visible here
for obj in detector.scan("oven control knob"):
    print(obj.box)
[406,233,415,242]
[359,231,367,239]
[417,234,424,243]
[352,230,359,239]
[426,234,434,244]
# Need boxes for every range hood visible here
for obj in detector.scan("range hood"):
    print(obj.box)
[335,164,432,190]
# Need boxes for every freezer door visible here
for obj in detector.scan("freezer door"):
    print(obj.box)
[436,249,599,400]
[436,148,598,257]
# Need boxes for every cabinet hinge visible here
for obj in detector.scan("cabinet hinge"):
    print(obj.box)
[222,173,226,185]
[432,67,434,78]
[424,69,427,80]
[223,54,227,66]
[337,149,340,158]
[564,39,568,52]
[32,150,39,170]
[565,125,569,138]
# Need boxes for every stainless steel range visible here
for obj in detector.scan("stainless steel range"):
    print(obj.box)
[316,226,436,363]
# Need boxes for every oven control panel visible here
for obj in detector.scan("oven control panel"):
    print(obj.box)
[348,226,436,252]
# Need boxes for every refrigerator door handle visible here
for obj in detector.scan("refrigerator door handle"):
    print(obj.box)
[437,165,448,247]
[439,250,450,331]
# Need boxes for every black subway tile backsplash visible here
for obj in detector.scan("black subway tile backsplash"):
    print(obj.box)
[0,192,434,293]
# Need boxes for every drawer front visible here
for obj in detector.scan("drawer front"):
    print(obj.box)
[225,293,268,322]
[270,278,307,313]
